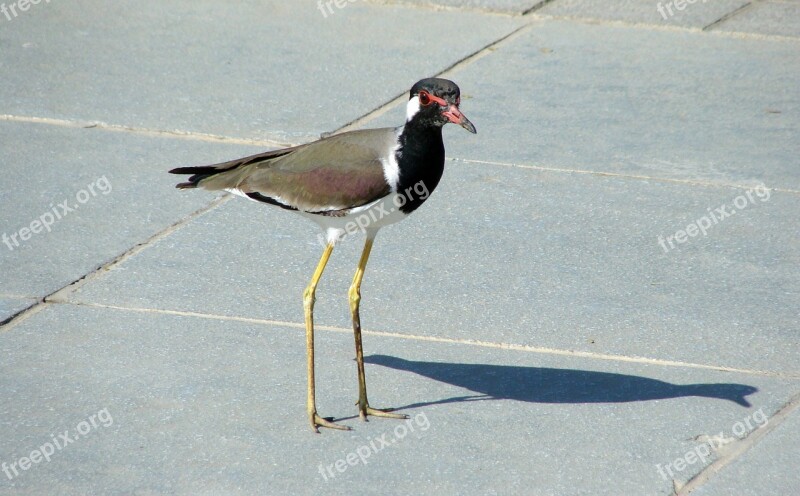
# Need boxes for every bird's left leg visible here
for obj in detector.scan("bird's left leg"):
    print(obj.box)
[349,235,409,421]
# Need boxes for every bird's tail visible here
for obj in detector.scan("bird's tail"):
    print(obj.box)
[169,148,293,190]
[168,165,231,189]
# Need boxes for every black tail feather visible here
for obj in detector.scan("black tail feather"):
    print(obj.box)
[169,166,224,189]
[169,147,295,189]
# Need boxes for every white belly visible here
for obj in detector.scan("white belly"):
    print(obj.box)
[299,194,410,245]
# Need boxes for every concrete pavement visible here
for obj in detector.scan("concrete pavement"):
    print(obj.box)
[1,1,798,494]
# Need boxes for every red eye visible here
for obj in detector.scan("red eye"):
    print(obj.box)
[418,91,432,106]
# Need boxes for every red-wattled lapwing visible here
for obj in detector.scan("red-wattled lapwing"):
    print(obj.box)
[170,78,476,432]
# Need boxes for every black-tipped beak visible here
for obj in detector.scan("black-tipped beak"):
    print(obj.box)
[443,105,477,134]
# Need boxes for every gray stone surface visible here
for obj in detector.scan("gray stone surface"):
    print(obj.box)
[61,163,800,375]
[712,1,800,37]
[0,297,37,323]
[1,2,798,494]
[0,121,260,298]
[368,19,800,189]
[0,304,796,495]
[540,0,752,28]
[0,0,521,144]
[692,408,800,495]
[367,0,543,14]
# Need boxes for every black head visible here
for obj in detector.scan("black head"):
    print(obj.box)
[406,78,476,134]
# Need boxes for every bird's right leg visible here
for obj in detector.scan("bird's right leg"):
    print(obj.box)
[304,242,350,433]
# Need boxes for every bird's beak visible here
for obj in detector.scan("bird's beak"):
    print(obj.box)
[442,105,477,134]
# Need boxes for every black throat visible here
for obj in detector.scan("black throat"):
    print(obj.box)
[395,119,446,214]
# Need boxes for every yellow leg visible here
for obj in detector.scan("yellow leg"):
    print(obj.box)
[305,243,350,433]
[350,237,409,421]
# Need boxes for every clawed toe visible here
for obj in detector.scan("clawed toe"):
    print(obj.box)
[311,413,351,433]
[358,403,409,421]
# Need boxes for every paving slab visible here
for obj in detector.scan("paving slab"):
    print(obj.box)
[368,18,800,189]
[368,0,543,14]
[0,303,797,495]
[0,0,522,144]
[60,160,800,375]
[539,0,751,29]
[0,297,37,323]
[0,121,262,298]
[711,1,800,38]
[692,407,800,495]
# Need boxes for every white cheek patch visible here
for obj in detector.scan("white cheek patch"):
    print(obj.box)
[406,96,421,121]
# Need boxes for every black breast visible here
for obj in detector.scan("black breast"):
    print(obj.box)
[395,125,446,214]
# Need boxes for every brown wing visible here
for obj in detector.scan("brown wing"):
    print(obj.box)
[197,128,397,212]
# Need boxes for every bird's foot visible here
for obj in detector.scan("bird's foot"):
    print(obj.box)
[357,402,409,421]
[310,412,351,433]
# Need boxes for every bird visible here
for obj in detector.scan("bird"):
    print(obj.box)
[169,78,476,432]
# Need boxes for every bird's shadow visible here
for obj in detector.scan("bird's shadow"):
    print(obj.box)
[364,354,757,409]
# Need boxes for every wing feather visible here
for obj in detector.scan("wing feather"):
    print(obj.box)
[200,128,398,212]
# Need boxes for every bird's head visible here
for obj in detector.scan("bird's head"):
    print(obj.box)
[406,78,476,134]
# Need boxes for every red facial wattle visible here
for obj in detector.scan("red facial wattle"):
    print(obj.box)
[417,90,476,134]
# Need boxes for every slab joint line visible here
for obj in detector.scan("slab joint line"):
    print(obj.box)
[334,22,533,134]
[0,114,294,148]
[49,301,800,379]
[703,2,754,31]
[452,158,800,195]
[677,390,800,494]
[522,0,557,16]
[0,196,231,334]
